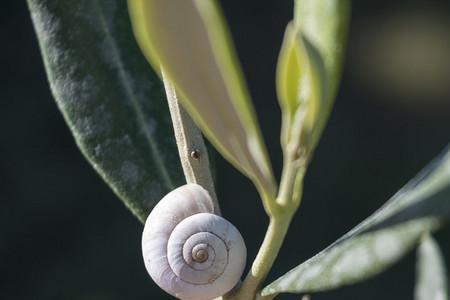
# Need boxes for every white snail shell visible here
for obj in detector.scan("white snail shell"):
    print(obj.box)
[142,184,247,300]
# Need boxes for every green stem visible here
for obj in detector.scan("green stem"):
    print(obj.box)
[230,152,305,300]
[278,152,303,207]
[248,215,293,289]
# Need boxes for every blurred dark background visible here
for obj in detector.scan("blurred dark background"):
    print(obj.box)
[1,1,450,299]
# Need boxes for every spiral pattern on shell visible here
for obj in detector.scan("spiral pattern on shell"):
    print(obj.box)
[142,184,247,300]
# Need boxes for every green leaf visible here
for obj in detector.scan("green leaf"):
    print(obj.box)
[262,145,450,295]
[128,0,277,198]
[415,235,448,300]
[276,23,326,151]
[292,0,350,149]
[27,0,185,223]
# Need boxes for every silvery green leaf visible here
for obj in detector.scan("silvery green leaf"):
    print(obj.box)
[262,145,450,295]
[415,235,448,300]
[128,0,276,197]
[28,0,184,223]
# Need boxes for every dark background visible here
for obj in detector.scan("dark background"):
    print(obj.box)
[1,1,450,299]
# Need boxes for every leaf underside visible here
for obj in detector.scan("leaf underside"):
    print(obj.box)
[415,235,448,300]
[28,0,185,223]
[263,145,450,295]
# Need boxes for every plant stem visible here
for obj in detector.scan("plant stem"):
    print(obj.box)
[230,150,304,300]
[162,70,220,214]
[241,215,294,297]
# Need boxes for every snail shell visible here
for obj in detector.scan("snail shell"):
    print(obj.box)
[142,184,247,300]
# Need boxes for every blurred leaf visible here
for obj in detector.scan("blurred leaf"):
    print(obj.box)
[415,235,448,300]
[293,0,350,149]
[28,0,185,223]
[128,0,277,197]
[262,145,450,295]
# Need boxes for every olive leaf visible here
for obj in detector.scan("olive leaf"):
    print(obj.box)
[294,0,350,148]
[262,145,450,296]
[277,0,350,154]
[277,23,325,151]
[415,235,448,300]
[128,0,277,198]
[27,0,185,223]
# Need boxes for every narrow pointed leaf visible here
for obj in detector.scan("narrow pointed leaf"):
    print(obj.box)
[128,0,276,197]
[28,0,185,223]
[277,23,325,149]
[294,0,350,94]
[415,235,448,300]
[292,0,350,149]
[262,145,450,295]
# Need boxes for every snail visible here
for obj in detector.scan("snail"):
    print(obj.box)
[142,184,247,300]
